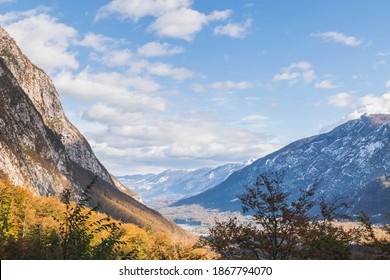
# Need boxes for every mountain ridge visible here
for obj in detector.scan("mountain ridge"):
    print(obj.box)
[118,162,249,202]
[173,114,390,222]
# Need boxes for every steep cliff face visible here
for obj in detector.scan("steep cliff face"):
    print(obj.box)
[0,27,190,241]
[0,27,110,189]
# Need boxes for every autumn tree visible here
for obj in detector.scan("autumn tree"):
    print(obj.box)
[58,178,127,260]
[206,172,355,260]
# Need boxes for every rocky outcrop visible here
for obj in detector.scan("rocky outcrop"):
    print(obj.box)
[0,26,191,241]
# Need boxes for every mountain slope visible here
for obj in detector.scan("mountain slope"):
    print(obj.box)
[0,27,191,241]
[118,162,247,202]
[173,114,390,221]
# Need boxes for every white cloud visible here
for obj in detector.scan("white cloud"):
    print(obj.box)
[313,31,362,47]
[377,52,390,56]
[148,8,216,41]
[83,103,146,125]
[356,92,390,115]
[273,72,301,82]
[77,32,114,52]
[95,0,192,21]
[193,81,252,93]
[315,79,339,89]
[209,81,252,92]
[328,92,354,107]
[321,91,390,133]
[241,115,268,122]
[127,59,192,80]
[272,61,315,84]
[54,69,165,110]
[137,41,184,57]
[147,62,192,80]
[386,80,390,88]
[0,9,78,73]
[85,112,281,174]
[96,0,231,41]
[76,32,134,67]
[214,18,252,39]
[327,91,390,114]
[333,92,390,127]
[98,49,133,67]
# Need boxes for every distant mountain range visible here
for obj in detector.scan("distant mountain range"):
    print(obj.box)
[173,114,390,223]
[118,159,254,202]
[0,27,190,241]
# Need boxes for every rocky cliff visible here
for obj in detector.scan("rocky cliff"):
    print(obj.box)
[0,27,190,241]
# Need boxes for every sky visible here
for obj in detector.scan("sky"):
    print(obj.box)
[1,0,390,175]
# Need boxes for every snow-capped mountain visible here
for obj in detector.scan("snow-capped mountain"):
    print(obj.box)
[118,162,250,202]
[173,114,390,222]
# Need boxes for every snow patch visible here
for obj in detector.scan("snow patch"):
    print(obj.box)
[158,176,169,183]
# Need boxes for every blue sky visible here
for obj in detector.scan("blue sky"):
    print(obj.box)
[1,0,390,175]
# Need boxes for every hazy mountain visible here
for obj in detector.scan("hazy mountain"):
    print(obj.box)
[0,27,191,241]
[118,161,252,202]
[173,114,390,222]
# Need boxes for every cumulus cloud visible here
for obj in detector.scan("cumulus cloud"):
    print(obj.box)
[315,79,339,89]
[320,91,390,133]
[84,112,281,174]
[313,31,363,47]
[272,61,315,84]
[77,33,191,80]
[137,41,184,57]
[327,92,354,107]
[0,9,78,73]
[95,0,192,21]
[327,91,390,115]
[54,69,165,110]
[76,32,116,52]
[148,8,229,41]
[83,103,146,125]
[126,59,193,80]
[214,18,252,38]
[96,0,231,41]
[355,92,390,115]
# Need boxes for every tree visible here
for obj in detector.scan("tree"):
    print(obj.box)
[58,178,127,260]
[206,172,355,259]
[355,212,390,259]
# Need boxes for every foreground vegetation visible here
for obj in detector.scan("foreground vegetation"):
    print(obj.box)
[204,172,390,260]
[1,172,389,260]
[0,179,209,260]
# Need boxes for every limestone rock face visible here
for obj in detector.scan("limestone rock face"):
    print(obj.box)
[0,27,191,241]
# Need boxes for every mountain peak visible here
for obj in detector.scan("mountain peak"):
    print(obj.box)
[0,26,191,241]
[174,114,390,222]
[360,113,390,125]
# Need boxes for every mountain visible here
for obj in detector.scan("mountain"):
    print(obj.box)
[0,27,191,241]
[173,114,390,222]
[118,162,250,202]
